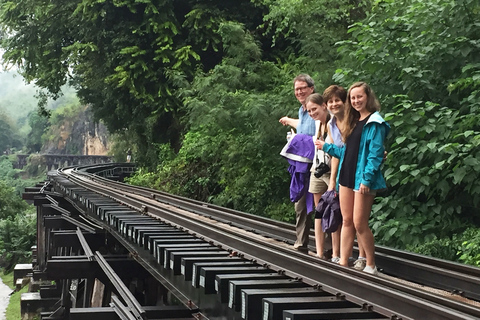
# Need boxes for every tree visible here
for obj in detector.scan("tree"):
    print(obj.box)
[0,180,36,271]
[0,212,36,271]
[0,0,266,167]
[334,0,479,106]
[129,21,297,217]
[0,180,29,220]
[258,0,371,84]
[332,0,480,247]
[0,111,23,153]
[26,111,49,153]
[0,162,40,271]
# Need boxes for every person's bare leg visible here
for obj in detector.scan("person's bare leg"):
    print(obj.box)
[353,192,375,268]
[314,218,325,258]
[339,186,355,267]
[357,239,366,258]
[331,227,341,259]
[313,193,325,257]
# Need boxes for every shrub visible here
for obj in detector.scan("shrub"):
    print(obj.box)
[407,227,480,267]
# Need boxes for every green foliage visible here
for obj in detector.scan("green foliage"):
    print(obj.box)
[370,95,480,248]
[457,228,480,266]
[0,156,47,195]
[129,22,295,216]
[3,0,480,265]
[407,228,480,267]
[180,22,294,215]
[0,180,30,220]
[0,156,18,180]
[0,111,23,153]
[334,0,480,105]
[265,202,296,223]
[23,154,47,177]
[26,111,49,153]
[0,158,38,272]
[0,211,36,272]
[0,156,23,194]
[260,0,370,83]
[263,0,370,46]
[126,167,161,190]
[49,103,83,126]
[108,131,138,163]
[126,143,176,189]
[0,270,14,290]
[0,0,266,167]
[330,0,480,249]
[408,236,459,262]
[129,135,223,200]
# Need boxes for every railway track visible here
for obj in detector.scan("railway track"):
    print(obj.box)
[24,163,480,320]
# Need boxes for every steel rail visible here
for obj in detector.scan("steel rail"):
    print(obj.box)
[95,252,147,320]
[61,214,98,234]
[110,295,138,320]
[76,228,95,261]
[54,169,480,320]
[75,167,480,302]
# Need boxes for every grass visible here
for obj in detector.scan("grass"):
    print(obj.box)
[0,272,14,290]
[1,270,27,320]
[5,287,27,320]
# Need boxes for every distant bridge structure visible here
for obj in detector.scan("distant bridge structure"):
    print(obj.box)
[15,154,113,171]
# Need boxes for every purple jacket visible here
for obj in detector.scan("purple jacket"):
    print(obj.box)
[280,134,315,213]
[315,190,341,233]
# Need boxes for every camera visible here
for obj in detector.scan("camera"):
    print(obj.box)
[314,162,330,178]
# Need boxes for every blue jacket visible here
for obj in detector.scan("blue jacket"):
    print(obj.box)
[323,112,390,191]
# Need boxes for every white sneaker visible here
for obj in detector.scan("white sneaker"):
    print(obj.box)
[363,265,378,275]
[331,256,340,264]
[353,258,366,270]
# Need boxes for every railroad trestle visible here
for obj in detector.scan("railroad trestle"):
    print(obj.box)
[18,164,480,320]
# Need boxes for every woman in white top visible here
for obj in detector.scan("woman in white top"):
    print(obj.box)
[305,93,332,259]
[321,85,349,264]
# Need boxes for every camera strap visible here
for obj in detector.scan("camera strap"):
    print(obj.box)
[317,123,330,167]
[317,123,328,141]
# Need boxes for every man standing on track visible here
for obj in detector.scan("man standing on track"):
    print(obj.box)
[279,74,316,251]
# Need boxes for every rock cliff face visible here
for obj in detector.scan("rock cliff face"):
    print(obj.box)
[41,105,110,155]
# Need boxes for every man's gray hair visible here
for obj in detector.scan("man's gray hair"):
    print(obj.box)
[293,74,315,91]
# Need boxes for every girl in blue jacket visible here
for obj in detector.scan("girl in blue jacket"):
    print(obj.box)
[317,82,390,274]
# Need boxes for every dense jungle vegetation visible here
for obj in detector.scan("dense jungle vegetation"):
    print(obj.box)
[0,100,88,271]
[1,0,479,266]
[0,156,37,271]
